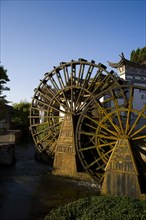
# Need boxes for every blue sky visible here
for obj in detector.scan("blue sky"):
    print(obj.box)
[0,0,146,104]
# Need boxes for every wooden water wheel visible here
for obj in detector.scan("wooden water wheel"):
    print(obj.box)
[29,59,123,159]
[76,84,146,193]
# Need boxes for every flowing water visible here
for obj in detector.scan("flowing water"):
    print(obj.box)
[0,141,99,220]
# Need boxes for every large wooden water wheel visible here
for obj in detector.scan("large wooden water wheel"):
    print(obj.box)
[29,59,124,159]
[76,84,146,193]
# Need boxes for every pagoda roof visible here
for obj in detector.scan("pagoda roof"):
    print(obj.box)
[108,53,146,70]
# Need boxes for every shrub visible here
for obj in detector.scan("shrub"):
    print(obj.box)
[44,195,146,220]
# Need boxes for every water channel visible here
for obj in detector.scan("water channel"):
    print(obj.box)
[0,140,99,220]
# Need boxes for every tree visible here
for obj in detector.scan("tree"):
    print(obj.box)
[0,66,10,120]
[130,46,146,64]
[11,100,30,136]
[138,47,146,63]
[0,66,10,104]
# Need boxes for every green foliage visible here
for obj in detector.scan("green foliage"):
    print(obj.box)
[0,66,10,106]
[12,100,30,134]
[44,196,146,220]
[0,66,10,121]
[130,47,146,64]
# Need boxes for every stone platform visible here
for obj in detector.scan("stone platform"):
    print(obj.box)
[0,130,21,165]
[0,130,22,144]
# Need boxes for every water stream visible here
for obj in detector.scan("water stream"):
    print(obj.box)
[0,141,99,220]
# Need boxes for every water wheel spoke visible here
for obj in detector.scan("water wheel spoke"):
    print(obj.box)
[125,86,134,134]
[75,87,86,111]
[130,124,146,138]
[62,65,70,85]
[98,147,113,161]
[92,75,109,94]
[95,102,121,134]
[37,138,54,148]
[42,82,57,98]
[78,145,96,152]
[49,75,60,91]
[36,88,52,102]
[98,123,119,137]
[81,64,94,89]
[47,104,65,115]
[82,135,96,147]
[79,131,96,137]
[110,90,125,134]
[83,122,97,130]
[40,82,68,110]
[72,62,77,79]
[132,134,146,140]
[85,158,102,169]
[36,144,44,153]
[40,129,60,143]
[85,148,111,170]
[102,89,126,106]
[33,96,50,108]
[97,141,116,149]
[74,64,95,110]
[58,90,71,111]
[83,106,118,136]
[87,68,102,91]
[33,121,61,136]
[41,133,57,143]
[78,63,85,84]
[56,71,65,89]
[37,130,59,147]
[128,104,146,136]
[77,93,93,112]
[30,121,48,128]
[137,145,146,156]
[84,112,99,123]
[95,163,105,171]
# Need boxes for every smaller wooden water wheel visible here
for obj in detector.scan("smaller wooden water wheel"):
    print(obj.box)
[29,59,123,159]
[76,84,146,194]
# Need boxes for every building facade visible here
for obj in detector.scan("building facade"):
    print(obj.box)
[108,54,146,110]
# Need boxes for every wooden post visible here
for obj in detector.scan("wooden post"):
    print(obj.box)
[101,138,141,199]
[53,114,77,177]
